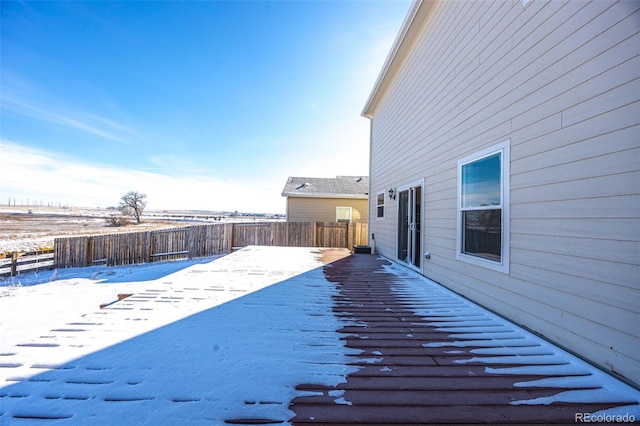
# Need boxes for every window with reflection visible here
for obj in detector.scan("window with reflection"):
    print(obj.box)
[461,152,502,260]
[457,141,510,273]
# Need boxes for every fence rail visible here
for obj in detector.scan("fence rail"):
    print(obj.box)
[52,222,368,269]
[0,249,55,276]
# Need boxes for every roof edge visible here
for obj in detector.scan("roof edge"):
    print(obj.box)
[361,0,437,118]
[281,194,369,200]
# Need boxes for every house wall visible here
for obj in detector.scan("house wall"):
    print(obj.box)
[287,197,368,223]
[368,0,640,385]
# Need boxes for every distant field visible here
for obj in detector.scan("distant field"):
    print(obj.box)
[0,205,284,253]
[0,206,250,253]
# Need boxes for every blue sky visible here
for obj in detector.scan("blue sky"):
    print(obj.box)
[1,0,410,213]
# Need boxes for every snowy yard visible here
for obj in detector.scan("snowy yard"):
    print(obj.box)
[1,246,639,424]
[0,247,358,424]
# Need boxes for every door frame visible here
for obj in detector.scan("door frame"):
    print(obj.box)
[396,179,424,272]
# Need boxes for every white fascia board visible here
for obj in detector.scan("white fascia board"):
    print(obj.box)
[285,194,368,200]
[361,0,437,119]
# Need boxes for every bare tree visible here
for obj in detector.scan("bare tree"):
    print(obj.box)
[119,191,147,224]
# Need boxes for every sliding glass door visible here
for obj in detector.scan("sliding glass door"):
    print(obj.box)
[397,183,422,269]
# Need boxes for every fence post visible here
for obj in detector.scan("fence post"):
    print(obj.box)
[185,227,191,259]
[224,223,234,252]
[149,230,156,263]
[86,236,93,267]
[187,226,194,259]
[270,222,276,246]
[10,252,18,276]
[314,222,319,247]
[346,222,351,249]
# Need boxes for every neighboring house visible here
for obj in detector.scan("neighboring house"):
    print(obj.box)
[362,0,639,386]
[281,176,369,223]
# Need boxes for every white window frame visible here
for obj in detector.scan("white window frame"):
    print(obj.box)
[376,192,385,219]
[456,140,510,274]
[336,206,352,223]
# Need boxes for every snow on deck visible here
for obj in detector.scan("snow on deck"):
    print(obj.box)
[289,254,640,424]
[1,247,638,424]
[0,246,358,424]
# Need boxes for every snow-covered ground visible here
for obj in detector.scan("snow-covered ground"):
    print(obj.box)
[1,246,639,424]
[0,247,359,424]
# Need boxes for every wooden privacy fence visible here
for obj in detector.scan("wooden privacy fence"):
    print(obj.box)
[54,222,368,268]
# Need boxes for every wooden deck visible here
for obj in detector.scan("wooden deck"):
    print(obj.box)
[288,253,639,425]
[1,247,637,424]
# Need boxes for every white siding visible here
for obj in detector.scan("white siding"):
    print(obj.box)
[368,0,640,385]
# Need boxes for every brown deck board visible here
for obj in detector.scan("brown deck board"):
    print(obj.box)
[346,365,580,378]
[292,388,600,406]
[289,253,640,424]
[290,403,625,424]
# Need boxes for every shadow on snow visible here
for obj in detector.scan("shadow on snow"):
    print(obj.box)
[0,263,353,424]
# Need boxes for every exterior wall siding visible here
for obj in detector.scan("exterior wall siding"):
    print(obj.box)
[287,197,368,223]
[368,0,640,385]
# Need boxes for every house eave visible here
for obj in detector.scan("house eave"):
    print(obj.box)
[282,194,368,200]
[361,0,438,119]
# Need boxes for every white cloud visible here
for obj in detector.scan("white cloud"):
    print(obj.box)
[0,141,286,213]
[0,3,407,215]
[1,96,131,144]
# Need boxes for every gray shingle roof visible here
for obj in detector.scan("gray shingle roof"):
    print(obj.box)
[281,176,369,199]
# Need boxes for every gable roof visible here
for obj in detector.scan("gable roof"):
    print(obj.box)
[281,176,369,199]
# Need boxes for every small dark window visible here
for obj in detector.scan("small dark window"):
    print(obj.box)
[376,193,384,218]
